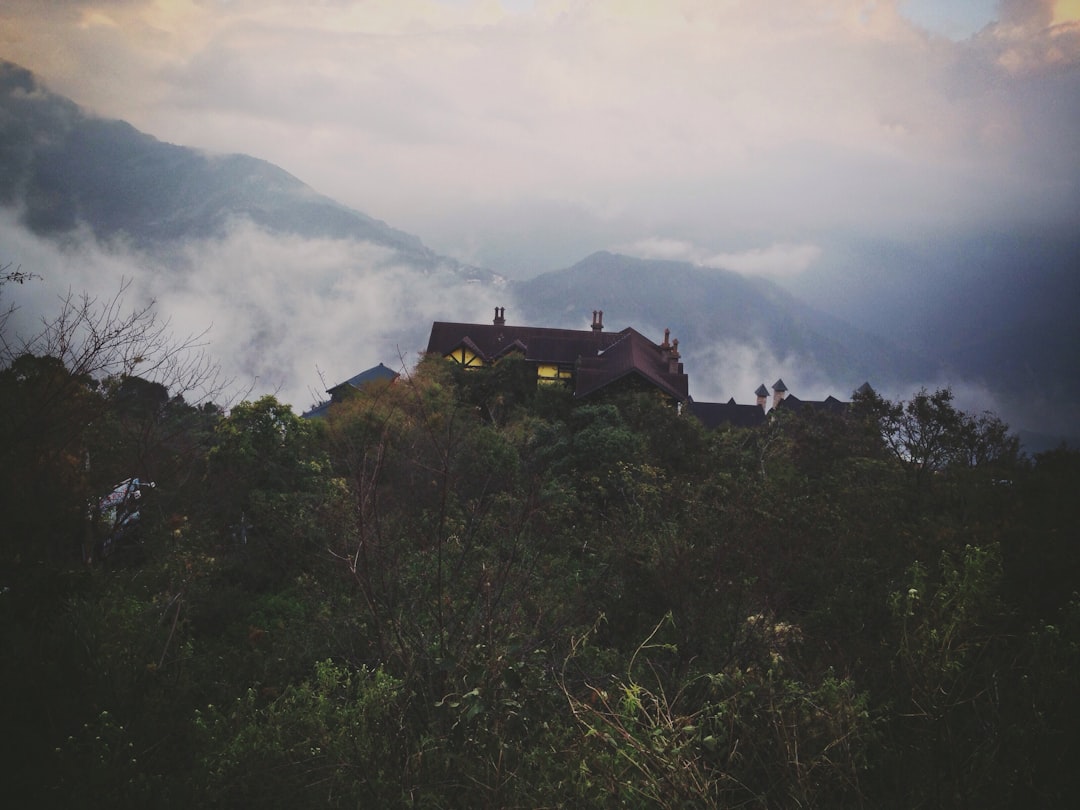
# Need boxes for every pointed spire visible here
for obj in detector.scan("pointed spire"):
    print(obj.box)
[772,378,788,409]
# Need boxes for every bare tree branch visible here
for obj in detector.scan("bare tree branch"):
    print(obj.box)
[3,278,230,405]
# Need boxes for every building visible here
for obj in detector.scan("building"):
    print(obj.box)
[688,378,862,430]
[313,312,862,428]
[769,378,850,415]
[302,362,400,418]
[425,307,690,404]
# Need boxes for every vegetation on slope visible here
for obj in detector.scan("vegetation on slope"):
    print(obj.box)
[2,306,1079,807]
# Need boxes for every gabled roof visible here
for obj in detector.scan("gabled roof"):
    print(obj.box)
[426,321,624,364]
[575,329,689,401]
[426,316,690,402]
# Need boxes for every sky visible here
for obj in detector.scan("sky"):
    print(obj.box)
[1,0,1079,424]
[2,0,1078,278]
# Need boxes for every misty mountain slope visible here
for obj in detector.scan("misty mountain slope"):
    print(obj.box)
[2,59,1072,442]
[514,251,934,400]
[0,60,507,411]
[0,60,436,263]
[788,232,1080,437]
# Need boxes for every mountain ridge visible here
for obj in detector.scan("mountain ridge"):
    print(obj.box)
[513,250,934,401]
[2,58,1075,445]
[0,60,440,264]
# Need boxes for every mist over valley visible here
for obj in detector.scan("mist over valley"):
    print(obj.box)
[1,56,1077,448]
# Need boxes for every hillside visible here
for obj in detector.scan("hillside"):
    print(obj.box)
[2,349,1078,807]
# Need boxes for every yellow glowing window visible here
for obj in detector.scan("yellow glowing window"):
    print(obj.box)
[446,347,483,368]
[537,364,572,382]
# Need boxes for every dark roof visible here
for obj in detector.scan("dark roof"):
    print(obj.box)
[755,384,769,398]
[301,400,333,419]
[426,318,690,402]
[303,362,399,419]
[687,398,767,429]
[575,329,689,401]
[328,362,399,397]
[774,394,849,414]
[692,383,855,430]
[426,321,624,364]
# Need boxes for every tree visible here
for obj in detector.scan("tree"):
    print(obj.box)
[0,278,230,568]
[204,396,335,585]
[856,386,1021,489]
[2,280,225,401]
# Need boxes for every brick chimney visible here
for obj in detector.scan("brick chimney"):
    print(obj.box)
[667,338,682,374]
[591,310,604,332]
[755,384,769,409]
[772,378,788,409]
[493,306,505,326]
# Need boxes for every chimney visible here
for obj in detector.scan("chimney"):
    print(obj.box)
[591,310,604,332]
[772,378,788,409]
[755,384,769,409]
[661,328,671,350]
[668,338,681,374]
[493,306,505,326]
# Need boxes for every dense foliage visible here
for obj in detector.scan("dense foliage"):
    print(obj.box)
[2,349,1078,808]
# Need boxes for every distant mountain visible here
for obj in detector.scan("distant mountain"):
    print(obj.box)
[0,60,439,265]
[3,59,1074,445]
[513,251,935,401]
[786,232,1080,442]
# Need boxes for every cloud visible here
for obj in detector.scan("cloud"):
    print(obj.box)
[616,238,702,264]
[3,0,1076,276]
[618,238,822,279]
[687,339,854,406]
[0,211,505,411]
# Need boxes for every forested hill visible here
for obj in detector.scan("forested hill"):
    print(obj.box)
[2,342,1078,807]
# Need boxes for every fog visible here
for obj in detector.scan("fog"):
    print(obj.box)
[3,0,1077,276]
[0,211,504,411]
[1,0,1078,441]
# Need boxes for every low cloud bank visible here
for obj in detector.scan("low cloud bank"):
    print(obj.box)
[0,212,505,410]
[686,340,858,406]
[685,339,1018,438]
[1,210,1049,443]
[618,238,822,279]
